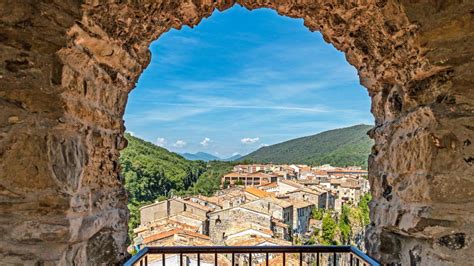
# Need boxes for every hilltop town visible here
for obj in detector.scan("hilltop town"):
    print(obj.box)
[131,163,371,264]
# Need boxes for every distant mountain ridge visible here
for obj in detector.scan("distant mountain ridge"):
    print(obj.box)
[181,152,242,162]
[224,154,242,161]
[240,124,373,167]
[181,152,221,161]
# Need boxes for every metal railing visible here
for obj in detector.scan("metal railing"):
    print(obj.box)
[125,245,380,266]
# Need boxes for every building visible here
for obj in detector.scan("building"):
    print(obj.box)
[275,178,305,194]
[290,200,314,236]
[221,172,277,187]
[138,198,213,236]
[210,187,248,209]
[208,206,272,245]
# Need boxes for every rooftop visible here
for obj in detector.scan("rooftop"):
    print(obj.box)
[245,187,273,198]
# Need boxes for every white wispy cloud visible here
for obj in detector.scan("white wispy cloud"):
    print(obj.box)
[241,137,259,144]
[155,137,166,147]
[124,106,211,124]
[173,140,187,148]
[153,102,329,113]
[200,137,211,146]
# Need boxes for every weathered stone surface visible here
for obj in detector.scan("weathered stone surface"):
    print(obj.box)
[0,0,473,264]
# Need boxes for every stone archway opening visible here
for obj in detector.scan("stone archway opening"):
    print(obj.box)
[124,3,374,254]
[1,1,472,265]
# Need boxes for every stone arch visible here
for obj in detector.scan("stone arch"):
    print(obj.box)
[1,0,473,265]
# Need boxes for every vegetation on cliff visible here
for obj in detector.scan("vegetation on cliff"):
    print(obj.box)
[308,193,372,246]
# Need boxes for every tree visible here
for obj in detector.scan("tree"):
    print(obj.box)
[338,205,352,244]
[311,208,324,220]
[358,193,372,226]
[321,213,338,245]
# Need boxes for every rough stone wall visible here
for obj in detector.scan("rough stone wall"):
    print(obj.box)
[0,0,128,264]
[0,0,472,264]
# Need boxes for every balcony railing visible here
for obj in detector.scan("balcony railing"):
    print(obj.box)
[125,245,380,266]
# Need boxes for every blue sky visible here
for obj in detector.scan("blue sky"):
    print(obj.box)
[124,5,373,158]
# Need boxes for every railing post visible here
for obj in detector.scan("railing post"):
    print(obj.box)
[162,253,165,266]
[249,252,252,266]
[266,252,269,266]
[214,252,218,266]
[180,253,183,266]
[145,255,148,266]
[283,252,286,265]
[197,252,200,266]
[333,252,336,266]
[350,253,353,266]
[232,253,235,266]
[299,252,303,266]
[316,252,320,266]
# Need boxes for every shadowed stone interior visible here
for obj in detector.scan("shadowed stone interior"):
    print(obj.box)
[0,0,473,264]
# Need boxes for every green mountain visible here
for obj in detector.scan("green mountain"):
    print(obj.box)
[240,124,374,167]
[121,133,206,203]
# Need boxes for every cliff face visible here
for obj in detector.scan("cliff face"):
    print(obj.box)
[0,0,473,264]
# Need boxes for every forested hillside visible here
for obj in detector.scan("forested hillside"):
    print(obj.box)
[121,134,232,239]
[241,124,373,167]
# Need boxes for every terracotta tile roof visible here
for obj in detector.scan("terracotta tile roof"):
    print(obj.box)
[260,196,293,208]
[224,172,276,179]
[143,228,179,244]
[226,235,291,247]
[245,187,273,198]
[313,170,329,175]
[179,230,210,240]
[224,172,244,178]
[280,179,305,188]
[143,228,210,244]
[271,218,289,228]
[330,178,344,185]
[260,182,278,188]
[340,182,361,189]
[286,187,322,195]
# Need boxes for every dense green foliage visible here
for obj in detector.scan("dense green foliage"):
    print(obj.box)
[121,134,206,201]
[308,193,372,246]
[181,161,233,196]
[121,134,234,239]
[240,124,373,167]
[321,213,338,245]
[338,205,352,244]
[311,207,324,220]
[358,193,372,226]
